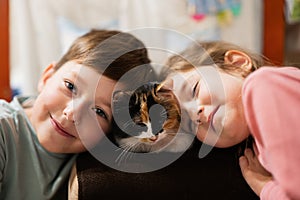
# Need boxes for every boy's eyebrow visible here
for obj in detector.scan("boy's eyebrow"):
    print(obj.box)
[94,87,113,116]
[94,97,112,120]
[71,71,85,84]
[98,97,111,109]
[71,70,96,89]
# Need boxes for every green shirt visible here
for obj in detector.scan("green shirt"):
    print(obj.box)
[0,97,77,200]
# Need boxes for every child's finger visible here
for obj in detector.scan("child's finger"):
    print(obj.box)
[252,142,259,156]
[244,148,254,160]
[239,156,249,170]
[239,156,250,179]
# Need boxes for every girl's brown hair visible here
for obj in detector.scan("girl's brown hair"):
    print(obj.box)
[163,41,273,79]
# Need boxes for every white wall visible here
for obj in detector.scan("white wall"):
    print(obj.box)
[10,0,263,95]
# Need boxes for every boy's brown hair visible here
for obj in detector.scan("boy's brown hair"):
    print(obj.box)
[55,29,154,82]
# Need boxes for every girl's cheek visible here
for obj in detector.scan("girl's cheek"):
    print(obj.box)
[198,83,213,104]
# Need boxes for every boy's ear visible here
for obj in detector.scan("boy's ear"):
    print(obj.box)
[38,63,55,92]
[224,50,252,71]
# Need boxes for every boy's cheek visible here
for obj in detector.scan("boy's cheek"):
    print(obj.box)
[78,132,104,150]
[76,119,108,147]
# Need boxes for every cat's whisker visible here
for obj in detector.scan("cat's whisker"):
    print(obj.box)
[130,142,142,155]
[115,141,140,165]
[115,142,133,163]
[117,142,131,149]
[123,146,134,163]
[115,147,129,165]
[125,141,140,161]
[114,147,129,163]
[114,142,130,154]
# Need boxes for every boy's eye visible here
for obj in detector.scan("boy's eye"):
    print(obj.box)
[92,107,108,120]
[64,81,77,94]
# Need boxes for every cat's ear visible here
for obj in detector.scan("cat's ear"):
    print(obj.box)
[113,90,133,103]
[154,80,178,101]
[155,80,173,93]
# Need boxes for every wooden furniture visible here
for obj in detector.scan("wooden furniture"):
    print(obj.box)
[0,0,11,101]
[263,0,285,65]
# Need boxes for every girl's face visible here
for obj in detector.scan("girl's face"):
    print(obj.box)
[26,61,117,153]
[167,66,250,147]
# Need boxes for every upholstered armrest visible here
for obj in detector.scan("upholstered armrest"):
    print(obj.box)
[68,163,79,200]
[69,140,258,200]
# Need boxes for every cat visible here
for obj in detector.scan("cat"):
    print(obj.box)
[111,82,194,153]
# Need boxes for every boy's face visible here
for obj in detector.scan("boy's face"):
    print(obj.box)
[27,61,117,153]
[166,66,250,148]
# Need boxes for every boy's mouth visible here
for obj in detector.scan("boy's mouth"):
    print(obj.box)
[50,114,75,138]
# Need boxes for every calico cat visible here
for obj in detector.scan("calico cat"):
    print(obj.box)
[112,82,194,153]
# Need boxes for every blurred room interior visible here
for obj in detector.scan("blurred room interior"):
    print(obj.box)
[0,0,299,101]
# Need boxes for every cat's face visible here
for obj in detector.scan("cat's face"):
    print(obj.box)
[112,82,193,153]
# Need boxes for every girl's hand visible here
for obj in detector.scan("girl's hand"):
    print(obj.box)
[239,144,273,196]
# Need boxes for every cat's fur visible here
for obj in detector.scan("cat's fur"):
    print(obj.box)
[112,82,194,153]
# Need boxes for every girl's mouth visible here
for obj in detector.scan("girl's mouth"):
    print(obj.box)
[50,115,75,138]
[208,105,220,132]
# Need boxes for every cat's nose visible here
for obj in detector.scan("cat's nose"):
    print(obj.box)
[149,135,158,142]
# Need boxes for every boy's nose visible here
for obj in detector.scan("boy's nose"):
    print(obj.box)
[63,104,75,123]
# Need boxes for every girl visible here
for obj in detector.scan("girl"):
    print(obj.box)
[0,29,153,199]
[163,41,300,200]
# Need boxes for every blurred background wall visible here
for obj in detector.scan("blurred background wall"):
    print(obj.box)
[5,0,300,99]
[9,0,264,96]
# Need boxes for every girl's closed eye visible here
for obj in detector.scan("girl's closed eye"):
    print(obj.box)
[64,80,77,94]
[92,107,108,120]
[192,81,199,98]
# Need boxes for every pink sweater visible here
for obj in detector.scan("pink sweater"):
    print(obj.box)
[242,66,300,200]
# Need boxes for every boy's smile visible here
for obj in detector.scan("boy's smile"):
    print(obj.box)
[25,61,117,153]
[49,114,76,138]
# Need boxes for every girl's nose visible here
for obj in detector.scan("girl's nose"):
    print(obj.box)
[196,106,204,123]
[183,101,204,123]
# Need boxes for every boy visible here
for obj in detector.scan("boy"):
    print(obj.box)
[0,29,154,199]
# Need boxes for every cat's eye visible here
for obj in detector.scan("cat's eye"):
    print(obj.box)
[92,107,108,120]
[192,81,199,98]
[64,80,77,94]
[158,129,164,134]
[137,122,146,127]
[136,122,148,133]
